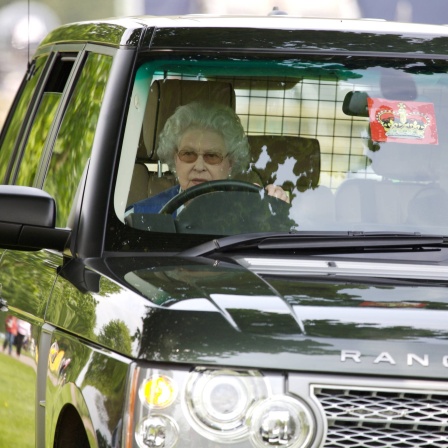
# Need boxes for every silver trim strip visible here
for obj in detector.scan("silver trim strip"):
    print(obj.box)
[236,257,448,280]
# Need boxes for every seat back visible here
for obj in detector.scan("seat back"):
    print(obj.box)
[245,135,329,228]
[335,143,443,226]
[246,135,320,191]
[143,79,235,160]
[128,79,236,206]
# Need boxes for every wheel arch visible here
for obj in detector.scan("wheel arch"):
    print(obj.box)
[53,403,92,448]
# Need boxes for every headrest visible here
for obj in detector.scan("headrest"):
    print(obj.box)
[343,71,418,117]
[343,91,369,117]
[247,135,320,191]
[379,68,417,101]
[140,79,236,160]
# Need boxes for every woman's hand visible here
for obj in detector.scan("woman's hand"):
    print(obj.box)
[265,184,290,203]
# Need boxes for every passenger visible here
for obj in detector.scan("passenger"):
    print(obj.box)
[128,101,288,214]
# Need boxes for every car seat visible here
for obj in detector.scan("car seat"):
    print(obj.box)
[127,79,236,206]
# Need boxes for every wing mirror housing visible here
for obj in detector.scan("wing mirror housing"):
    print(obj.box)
[0,186,70,251]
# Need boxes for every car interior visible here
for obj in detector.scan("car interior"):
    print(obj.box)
[119,60,448,235]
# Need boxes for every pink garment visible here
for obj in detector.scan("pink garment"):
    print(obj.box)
[5,315,17,336]
[17,319,31,337]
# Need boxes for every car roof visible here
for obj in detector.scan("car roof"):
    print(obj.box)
[38,15,448,52]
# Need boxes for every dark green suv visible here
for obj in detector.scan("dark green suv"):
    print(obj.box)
[1,14,448,448]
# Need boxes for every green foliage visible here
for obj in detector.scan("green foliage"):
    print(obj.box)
[0,56,48,183]
[0,353,35,448]
[0,251,59,318]
[44,53,113,227]
[98,319,132,355]
[15,92,61,186]
[82,320,131,437]
[49,279,98,339]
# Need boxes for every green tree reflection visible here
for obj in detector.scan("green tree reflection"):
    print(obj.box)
[83,319,131,439]
[44,53,113,227]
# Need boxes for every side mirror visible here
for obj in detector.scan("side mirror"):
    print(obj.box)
[342,91,369,117]
[0,186,70,251]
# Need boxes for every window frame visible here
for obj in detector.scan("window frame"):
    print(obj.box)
[3,45,86,186]
[0,53,51,184]
[107,49,448,252]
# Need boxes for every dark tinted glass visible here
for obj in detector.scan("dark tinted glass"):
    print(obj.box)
[0,56,48,183]
[44,52,113,227]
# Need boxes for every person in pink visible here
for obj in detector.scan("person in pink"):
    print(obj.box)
[2,315,17,355]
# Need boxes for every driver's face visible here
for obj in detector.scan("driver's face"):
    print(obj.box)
[175,128,232,191]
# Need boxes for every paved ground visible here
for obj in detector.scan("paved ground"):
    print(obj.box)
[0,348,37,371]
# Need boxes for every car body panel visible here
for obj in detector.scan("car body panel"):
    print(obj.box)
[39,18,145,48]
[43,255,448,380]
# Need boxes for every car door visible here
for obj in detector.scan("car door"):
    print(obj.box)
[0,47,114,448]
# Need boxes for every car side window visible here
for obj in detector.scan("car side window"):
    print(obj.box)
[0,55,49,183]
[43,52,113,227]
[14,53,77,187]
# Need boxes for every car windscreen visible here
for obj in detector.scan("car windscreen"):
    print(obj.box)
[110,54,448,252]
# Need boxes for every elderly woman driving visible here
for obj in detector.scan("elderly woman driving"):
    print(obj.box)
[129,101,288,214]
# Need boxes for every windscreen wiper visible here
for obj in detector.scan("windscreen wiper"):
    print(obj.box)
[181,231,445,257]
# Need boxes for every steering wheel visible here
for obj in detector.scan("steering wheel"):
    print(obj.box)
[159,179,262,214]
